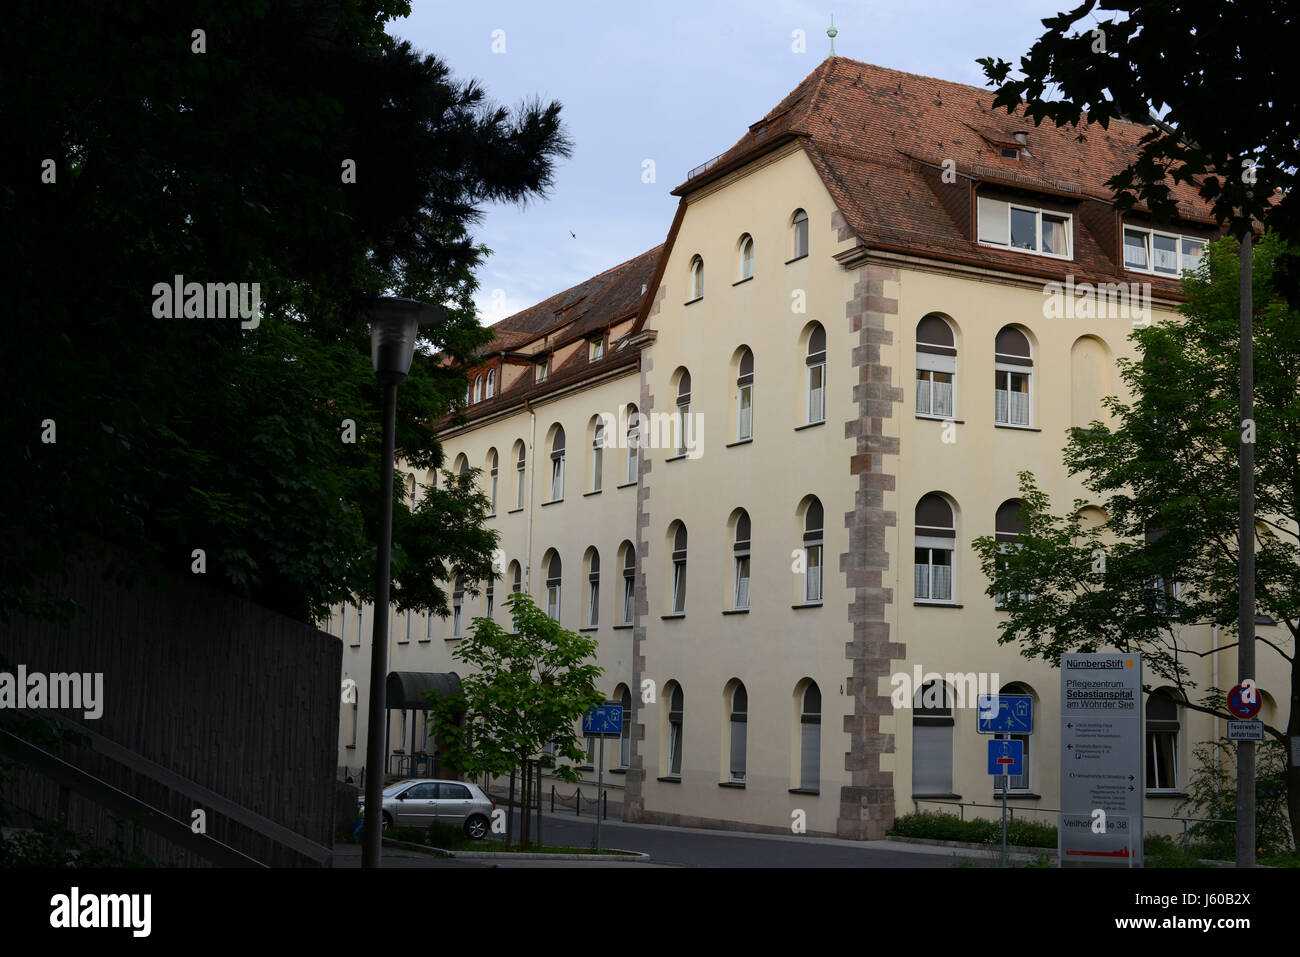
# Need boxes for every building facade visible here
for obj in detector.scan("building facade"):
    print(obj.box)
[333,56,1290,840]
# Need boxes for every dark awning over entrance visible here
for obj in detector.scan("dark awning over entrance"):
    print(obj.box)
[385,671,461,710]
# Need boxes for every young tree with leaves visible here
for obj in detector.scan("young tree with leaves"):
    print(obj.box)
[426,592,604,848]
[974,234,1298,845]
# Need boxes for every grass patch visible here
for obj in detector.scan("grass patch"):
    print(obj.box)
[890,810,1056,848]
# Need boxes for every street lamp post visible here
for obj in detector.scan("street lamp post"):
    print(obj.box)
[362,297,446,869]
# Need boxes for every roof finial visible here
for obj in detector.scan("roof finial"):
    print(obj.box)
[827,15,838,57]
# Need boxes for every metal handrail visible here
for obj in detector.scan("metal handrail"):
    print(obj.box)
[0,729,266,867]
[911,796,1234,844]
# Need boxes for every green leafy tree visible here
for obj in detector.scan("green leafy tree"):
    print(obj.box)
[1,0,571,625]
[1180,739,1293,858]
[427,592,604,847]
[973,233,1298,843]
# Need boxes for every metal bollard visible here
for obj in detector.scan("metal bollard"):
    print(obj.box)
[576,788,582,816]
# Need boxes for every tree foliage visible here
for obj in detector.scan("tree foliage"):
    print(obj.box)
[428,593,605,783]
[0,1,571,624]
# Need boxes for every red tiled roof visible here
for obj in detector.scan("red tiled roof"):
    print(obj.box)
[479,246,663,356]
[673,57,1223,291]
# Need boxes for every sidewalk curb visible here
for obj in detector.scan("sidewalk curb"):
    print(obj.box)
[382,836,650,862]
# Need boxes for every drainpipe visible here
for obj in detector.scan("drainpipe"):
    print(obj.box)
[523,397,536,593]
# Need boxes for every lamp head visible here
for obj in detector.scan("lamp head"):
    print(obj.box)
[365,297,448,384]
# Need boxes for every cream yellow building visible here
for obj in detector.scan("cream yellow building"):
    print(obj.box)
[333,56,1290,842]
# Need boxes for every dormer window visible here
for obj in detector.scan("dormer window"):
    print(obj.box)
[1000,147,1019,159]
[536,356,549,382]
[977,197,1071,259]
[588,337,604,362]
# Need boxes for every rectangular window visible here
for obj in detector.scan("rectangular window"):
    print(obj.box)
[351,606,362,647]
[515,454,526,509]
[349,700,358,747]
[452,598,463,637]
[668,717,682,775]
[550,455,564,501]
[733,556,750,610]
[671,558,686,614]
[591,439,603,492]
[804,545,822,603]
[736,383,753,440]
[622,570,635,624]
[978,198,1071,259]
[547,585,560,621]
[994,370,1031,426]
[916,369,954,418]
[587,580,599,628]
[912,722,953,794]
[807,364,825,423]
[1124,225,1207,275]
[589,338,603,361]
[536,359,548,382]
[914,547,953,602]
[1147,731,1178,790]
[729,719,747,784]
[800,720,820,791]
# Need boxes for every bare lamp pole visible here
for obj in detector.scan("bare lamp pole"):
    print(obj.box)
[362,297,447,868]
[1237,226,1255,868]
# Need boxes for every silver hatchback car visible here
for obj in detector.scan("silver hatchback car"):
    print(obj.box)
[360,779,495,839]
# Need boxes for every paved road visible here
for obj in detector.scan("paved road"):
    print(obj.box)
[341,807,985,867]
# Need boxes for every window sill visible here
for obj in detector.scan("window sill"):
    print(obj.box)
[725,438,753,448]
[418,639,431,644]
[914,601,963,608]
[913,792,962,800]
[346,745,357,751]
[657,775,682,783]
[541,498,563,506]
[794,420,824,432]
[684,296,703,306]
[1146,790,1187,799]
[665,453,688,463]
[446,636,462,642]
[732,276,754,287]
[788,787,820,795]
[661,613,686,620]
[977,240,1073,261]
[722,608,749,616]
[578,626,598,633]
[579,764,594,771]
[791,602,823,610]
[992,792,1042,801]
[616,481,637,490]
[612,623,633,630]
[486,511,496,519]
[610,768,628,775]
[507,507,524,515]
[583,489,602,497]
[916,415,964,424]
[718,781,746,789]
[994,424,1041,432]
[785,253,808,265]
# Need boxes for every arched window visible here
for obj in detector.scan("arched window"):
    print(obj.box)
[548,425,565,502]
[801,498,824,603]
[674,370,692,457]
[913,680,953,795]
[688,255,704,300]
[993,682,1034,792]
[791,209,809,260]
[737,234,754,281]
[454,453,469,477]
[617,684,633,767]
[508,560,522,595]
[728,681,748,784]
[620,540,636,624]
[916,314,956,418]
[806,324,826,424]
[915,494,955,602]
[486,449,499,515]
[798,680,821,791]
[472,375,482,403]
[513,440,526,509]
[1146,689,1182,792]
[732,509,751,610]
[486,369,496,398]
[544,551,562,621]
[585,547,600,628]
[994,499,1029,608]
[667,682,684,777]
[625,404,641,485]
[669,522,688,614]
[485,573,495,619]
[735,348,754,441]
[451,576,465,637]
[994,326,1033,427]
[406,473,417,509]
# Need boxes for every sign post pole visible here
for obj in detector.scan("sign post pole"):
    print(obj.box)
[596,735,604,853]
[1001,784,1007,867]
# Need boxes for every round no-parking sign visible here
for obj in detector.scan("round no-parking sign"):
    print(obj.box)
[1227,683,1261,719]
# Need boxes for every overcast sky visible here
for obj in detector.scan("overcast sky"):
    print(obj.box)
[389,1,1076,324]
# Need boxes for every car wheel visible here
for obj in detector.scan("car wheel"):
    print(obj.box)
[464,814,489,840]
[382,812,393,831]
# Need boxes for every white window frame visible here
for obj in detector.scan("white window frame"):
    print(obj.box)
[738,235,754,281]
[472,376,482,403]
[994,366,1033,428]
[1123,225,1207,276]
[688,256,703,301]
[587,558,600,628]
[736,380,753,441]
[591,424,603,492]
[488,454,498,515]
[915,350,956,420]
[536,358,548,382]
[485,369,496,398]
[621,550,635,624]
[977,198,1072,260]
[515,446,526,509]
[791,210,809,260]
[589,337,604,362]
[914,537,955,603]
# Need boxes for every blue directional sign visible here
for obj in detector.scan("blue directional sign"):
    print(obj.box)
[977,694,1033,734]
[987,738,1024,776]
[583,703,624,737]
